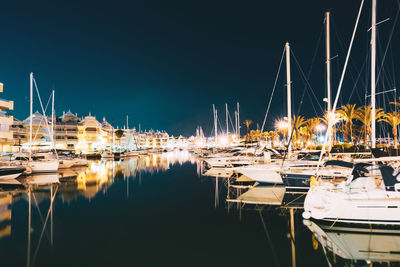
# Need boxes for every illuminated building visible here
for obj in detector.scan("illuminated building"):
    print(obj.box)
[76,114,103,152]
[0,84,15,152]
[53,111,80,150]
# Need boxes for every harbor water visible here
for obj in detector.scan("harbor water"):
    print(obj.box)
[0,152,367,266]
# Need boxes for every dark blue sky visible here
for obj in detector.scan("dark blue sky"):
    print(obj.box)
[0,0,399,136]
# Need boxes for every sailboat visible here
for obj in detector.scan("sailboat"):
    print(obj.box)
[24,73,59,173]
[303,0,400,225]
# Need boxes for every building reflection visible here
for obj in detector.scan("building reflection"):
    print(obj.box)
[0,180,25,241]
[57,151,196,202]
[0,192,12,239]
[0,151,198,266]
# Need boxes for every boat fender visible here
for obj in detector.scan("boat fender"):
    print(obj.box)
[302,211,311,219]
[310,176,317,189]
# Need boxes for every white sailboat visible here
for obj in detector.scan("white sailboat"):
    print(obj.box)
[25,73,59,173]
[303,0,400,225]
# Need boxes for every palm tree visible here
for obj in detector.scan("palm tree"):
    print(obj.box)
[302,117,321,147]
[381,111,400,148]
[261,131,269,141]
[250,129,260,141]
[322,111,342,146]
[292,115,306,147]
[337,104,357,144]
[268,131,279,148]
[390,97,400,107]
[243,120,252,141]
[354,105,384,146]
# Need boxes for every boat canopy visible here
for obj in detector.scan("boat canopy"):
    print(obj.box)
[324,160,354,169]
[378,165,400,191]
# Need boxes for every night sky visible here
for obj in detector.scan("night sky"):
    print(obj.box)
[0,0,399,136]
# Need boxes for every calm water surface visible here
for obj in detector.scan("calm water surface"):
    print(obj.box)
[0,152,386,266]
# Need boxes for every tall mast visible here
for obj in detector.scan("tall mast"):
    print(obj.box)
[371,0,376,148]
[126,115,129,129]
[285,42,292,153]
[325,11,333,149]
[29,72,33,160]
[112,126,115,152]
[237,102,240,136]
[234,111,238,135]
[225,103,229,134]
[52,90,55,149]
[325,12,332,113]
[213,104,218,141]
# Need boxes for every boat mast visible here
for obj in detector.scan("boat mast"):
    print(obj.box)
[112,126,115,152]
[234,111,238,136]
[52,90,55,149]
[225,103,229,134]
[237,102,240,136]
[285,42,292,154]
[371,0,377,149]
[325,11,333,149]
[213,104,218,142]
[29,72,33,160]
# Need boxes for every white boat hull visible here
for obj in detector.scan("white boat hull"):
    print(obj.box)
[304,183,400,225]
[0,173,22,180]
[237,164,283,184]
[28,161,59,173]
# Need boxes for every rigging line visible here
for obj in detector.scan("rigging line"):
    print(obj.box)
[208,107,214,137]
[44,92,52,116]
[376,33,396,92]
[304,88,320,117]
[228,111,235,132]
[281,70,308,169]
[376,0,400,87]
[31,193,50,241]
[290,51,324,113]
[264,21,324,143]
[260,47,285,134]
[390,42,397,91]
[31,186,59,267]
[258,209,280,267]
[332,15,368,101]
[33,78,53,139]
[279,28,324,167]
[217,115,224,134]
[317,0,365,174]
[347,50,369,102]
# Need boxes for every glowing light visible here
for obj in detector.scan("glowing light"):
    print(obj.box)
[315,124,326,132]
[277,120,289,130]
[219,136,229,146]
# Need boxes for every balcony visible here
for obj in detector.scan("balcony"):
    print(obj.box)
[0,131,12,140]
[0,99,13,110]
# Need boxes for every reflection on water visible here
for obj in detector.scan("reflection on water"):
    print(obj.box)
[0,151,198,267]
[3,150,399,266]
[223,176,400,266]
[304,219,400,265]
[0,192,12,239]
[56,151,196,201]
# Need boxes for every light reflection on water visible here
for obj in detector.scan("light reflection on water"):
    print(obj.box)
[0,151,201,267]
[0,151,398,266]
